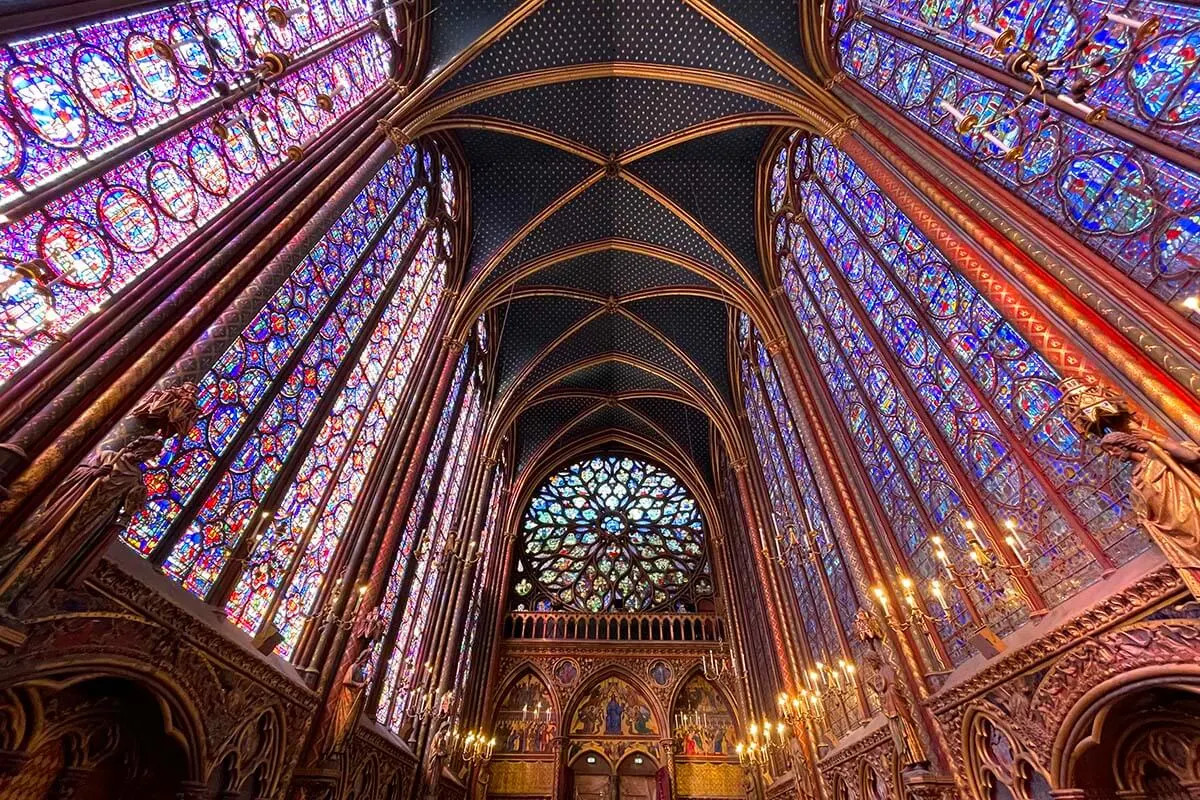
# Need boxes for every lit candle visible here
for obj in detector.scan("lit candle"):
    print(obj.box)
[1004,519,1027,551]
[964,519,988,550]
[930,579,949,612]
[1005,536,1027,566]
[872,585,890,616]
[1184,296,1200,313]
[968,19,1003,39]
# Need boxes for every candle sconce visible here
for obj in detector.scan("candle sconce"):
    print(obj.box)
[314,579,368,633]
[857,0,1158,161]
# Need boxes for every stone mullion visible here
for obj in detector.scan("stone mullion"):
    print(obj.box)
[721,478,772,712]
[775,276,983,677]
[0,134,397,542]
[731,458,799,694]
[476,484,516,727]
[742,372,829,672]
[399,419,481,714]
[213,228,440,620]
[747,341,872,720]
[302,336,467,762]
[0,88,397,463]
[810,175,1117,575]
[291,298,453,671]
[416,416,489,713]
[366,367,469,721]
[146,179,425,566]
[797,215,1049,617]
[466,471,508,728]
[838,127,1200,445]
[437,460,500,713]
[842,84,1200,389]
[848,15,1200,175]
[770,295,960,781]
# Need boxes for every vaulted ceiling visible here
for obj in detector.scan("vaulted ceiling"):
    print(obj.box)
[389,0,841,491]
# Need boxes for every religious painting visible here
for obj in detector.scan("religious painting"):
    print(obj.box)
[672,676,736,758]
[648,660,672,687]
[554,658,579,687]
[571,677,657,737]
[495,672,558,755]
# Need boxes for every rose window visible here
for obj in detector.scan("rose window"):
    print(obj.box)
[513,455,713,613]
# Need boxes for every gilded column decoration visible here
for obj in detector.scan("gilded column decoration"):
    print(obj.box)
[1063,380,1200,599]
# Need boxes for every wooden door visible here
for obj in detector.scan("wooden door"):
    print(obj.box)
[618,775,654,800]
[574,773,610,800]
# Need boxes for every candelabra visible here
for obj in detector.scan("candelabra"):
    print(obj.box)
[459,730,496,765]
[313,580,368,632]
[736,740,769,769]
[701,648,730,681]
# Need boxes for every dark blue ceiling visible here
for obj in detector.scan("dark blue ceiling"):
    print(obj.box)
[425,0,810,486]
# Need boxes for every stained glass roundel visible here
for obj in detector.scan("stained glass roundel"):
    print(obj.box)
[516,456,712,613]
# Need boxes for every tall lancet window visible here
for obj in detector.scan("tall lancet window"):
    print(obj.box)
[117,146,449,658]
[0,0,394,384]
[455,465,505,698]
[831,0,1200,327]
[375,365,485,734]
[773,134,1141,662]
[738,313,873,734]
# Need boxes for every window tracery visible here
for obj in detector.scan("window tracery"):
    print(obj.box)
[376,366,485,733]
[512,456,713,614]
[115,144,455,670]
[772,133,1142,663]
[832,0,1200,329]
[0,0,393,384]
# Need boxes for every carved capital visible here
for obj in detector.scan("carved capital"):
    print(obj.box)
[729,459,748,473]
[822,71,847,90]
[442,334,467,353]
[822,115,860,146]
[764,337,786,355]
[377,119,410,149]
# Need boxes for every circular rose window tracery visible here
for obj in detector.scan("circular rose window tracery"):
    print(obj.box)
[513,455,713,613]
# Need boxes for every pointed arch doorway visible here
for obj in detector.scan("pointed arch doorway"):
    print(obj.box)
[567,750,660,800]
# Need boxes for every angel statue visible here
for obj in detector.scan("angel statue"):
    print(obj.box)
[1061,378,1200,599]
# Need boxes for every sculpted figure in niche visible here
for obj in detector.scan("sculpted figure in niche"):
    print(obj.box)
[1062,378,1200,599]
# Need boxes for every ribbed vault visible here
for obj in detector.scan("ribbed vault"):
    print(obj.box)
[386,0,846,491]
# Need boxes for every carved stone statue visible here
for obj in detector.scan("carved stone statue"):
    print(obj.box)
[320,607,384,758]
[1061,378,1200,599]
[424,717,453,800]
[853,609,929,771]
[0,383,198,610]
[861,650,928,771]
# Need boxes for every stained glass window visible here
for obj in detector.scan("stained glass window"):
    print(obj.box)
[833,0,1200,327]
[513,456,713,614]
[223,231,447,654]
[120,145,446,638]
[773,133,1141,660]
[376,367,485,733]
[123,148,420,560]
[738,316,870,733]
[0,0,394,385]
